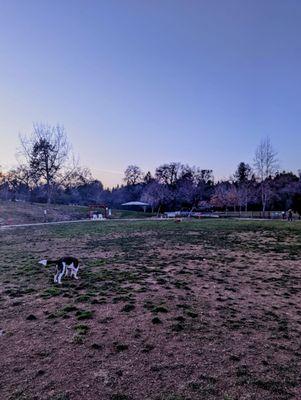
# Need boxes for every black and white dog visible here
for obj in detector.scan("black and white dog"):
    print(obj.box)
[38,256,80,284]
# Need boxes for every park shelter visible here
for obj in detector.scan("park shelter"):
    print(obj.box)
[121,201,150,212]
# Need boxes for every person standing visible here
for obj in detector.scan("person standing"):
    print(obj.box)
[288,209,293,222]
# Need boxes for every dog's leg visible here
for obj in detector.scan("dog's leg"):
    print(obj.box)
[72,266,79,280]
[54,266,59,283]
[57,263,66,285]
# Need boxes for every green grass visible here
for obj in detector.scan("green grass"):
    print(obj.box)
[75,310,93,320]
[111,209,155,219]
[74,324,89,335]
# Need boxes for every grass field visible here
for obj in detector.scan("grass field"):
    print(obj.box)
[1,219,301,400]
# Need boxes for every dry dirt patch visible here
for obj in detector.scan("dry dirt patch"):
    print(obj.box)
[0,220,301,400]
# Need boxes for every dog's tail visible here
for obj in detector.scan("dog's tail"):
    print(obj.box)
[38,259,58,267]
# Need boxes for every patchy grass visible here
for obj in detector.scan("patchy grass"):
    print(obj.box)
[75,310,94,320]
[74,324,90,335]
[1,219,301,399]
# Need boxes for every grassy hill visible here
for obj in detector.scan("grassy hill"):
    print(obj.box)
[0,201,88,225]
[0,201,154,225]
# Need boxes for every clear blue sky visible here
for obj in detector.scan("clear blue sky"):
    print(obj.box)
[0,0,300,187]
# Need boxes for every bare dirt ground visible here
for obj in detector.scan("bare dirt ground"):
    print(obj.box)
[0,219,301,400]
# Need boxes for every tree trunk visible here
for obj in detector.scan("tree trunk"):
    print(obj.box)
[47,184,51,204]
[261,184,266,217]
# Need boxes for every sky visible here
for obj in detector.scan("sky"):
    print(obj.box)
[0,0,301,187]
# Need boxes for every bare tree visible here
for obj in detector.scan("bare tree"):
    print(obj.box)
[0,166,9,200]
[155,162,181,186]
[210,183,229,209]
[0,166,4,189]
[62,166,93,189]
[19,123,73,203]
[141,181,172,214]
[254,137,279,213]
[124,165,143,185]
[0,166,31,201]
[143,171,154,184]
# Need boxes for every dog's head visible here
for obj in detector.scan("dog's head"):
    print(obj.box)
[38,259,47,267]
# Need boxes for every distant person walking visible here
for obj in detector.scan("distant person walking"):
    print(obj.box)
[44,209,47,223]
[288,209,293,222]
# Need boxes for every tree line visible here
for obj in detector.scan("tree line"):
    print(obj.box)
[0,123,300,215]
